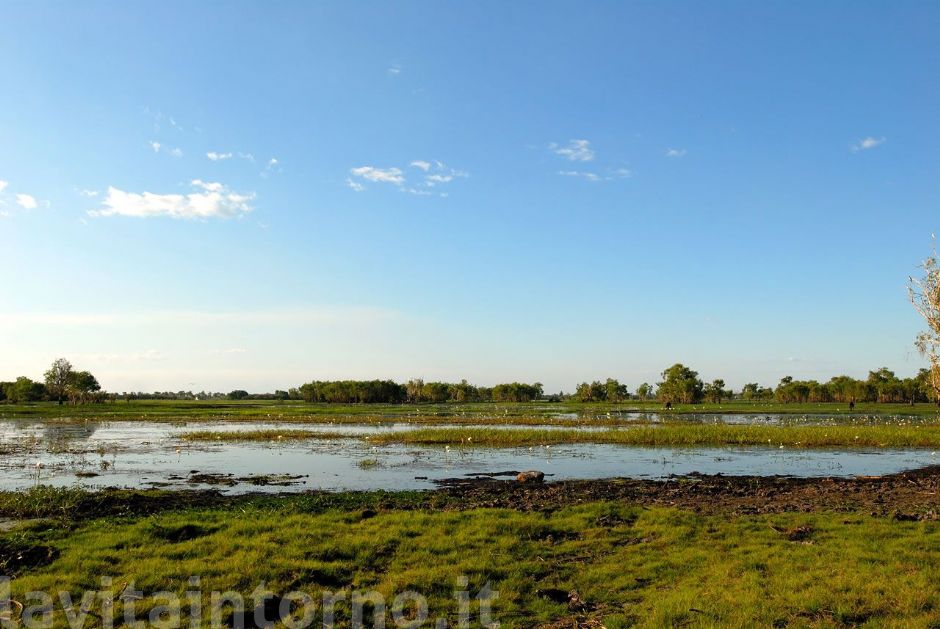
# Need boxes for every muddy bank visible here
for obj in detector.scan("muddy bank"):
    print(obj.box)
[434,465,940,518]
[3,466,939,521]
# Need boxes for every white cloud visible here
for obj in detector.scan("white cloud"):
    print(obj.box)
[0,180,8,193]
[149,140,182,157]
[559,168,630,182]
[260,157,280,177]
[852,136,886,152]
[559,170,601,182]
[15,194,37,209]
[207,151,233,161]
[350,166,405,185]
[76,188,99,197]
[0,307,399,328]
[665,148,687,158]
[89,180,254,220]
[388,64,401,75]
[550,139,594,162]
[349,161,468,195]
[403,187,433,196]
[426,174,454,184]
[238,152,256,162]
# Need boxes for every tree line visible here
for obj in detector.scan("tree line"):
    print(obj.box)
[294,379,545,404]
[3,358,938,406]
[0,358,101,404]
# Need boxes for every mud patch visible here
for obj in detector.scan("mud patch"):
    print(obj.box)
[149,523,219,543]
[184,472,308,487]
[0,538,59,576]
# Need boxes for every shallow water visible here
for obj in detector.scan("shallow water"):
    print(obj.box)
[0,419,937,493]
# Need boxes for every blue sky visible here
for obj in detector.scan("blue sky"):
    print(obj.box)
[1,1,938,393]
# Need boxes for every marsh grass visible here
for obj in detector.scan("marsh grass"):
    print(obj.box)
[179,429,357,442]
[3,500,938,627]
[182,423,940,448]
[367,424,940,448]
[2,399,939,424]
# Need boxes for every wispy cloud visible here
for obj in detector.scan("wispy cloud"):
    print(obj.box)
[209,347,248,355]
[15,194,37,209]
[349,161,468,195]
[350,166,406,185]
[0,180,43,215]
[665,148,687,158]
[76,188,99,197]
[149,140,183,157]
[260,157,280,177]
[558,168,630,182]
[549,139,595,162]
[89,180,255,220]
[387,64,401,76]
[207,151,233,161]
[73,350,167,364]
[852,136,886,152]
[559,170,601,182]
[0,307,400,328]
[346,177,366,192]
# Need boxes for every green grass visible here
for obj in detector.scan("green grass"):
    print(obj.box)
[1,399,938,424]
[3,498,938,627]
[180,423,940,449]
[370,424,940,448]
[179,429,357,442]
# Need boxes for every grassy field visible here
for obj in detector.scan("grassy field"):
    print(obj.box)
[1,487,937,628]
[179,423,940,449]
[1,399,939,424]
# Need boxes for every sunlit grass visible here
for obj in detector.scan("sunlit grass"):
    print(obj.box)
[5,500,939,627]
[367,424,940,448]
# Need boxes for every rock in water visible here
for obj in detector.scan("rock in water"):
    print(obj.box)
[516,470,545,483]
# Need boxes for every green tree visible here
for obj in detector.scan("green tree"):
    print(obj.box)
[740,383,760,400]
[636,383,652,400]
[68,371,101,403]
[44,358,74,405]
[605,378,629,402]
[703,379,727,403]
[656,364,704,404]
[910,244,940,404]
[8,377,46,403]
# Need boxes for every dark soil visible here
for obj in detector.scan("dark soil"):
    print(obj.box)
[0,539,59,576]
[432,465,940,518]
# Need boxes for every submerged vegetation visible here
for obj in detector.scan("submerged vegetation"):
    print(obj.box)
[177,421,940,449]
